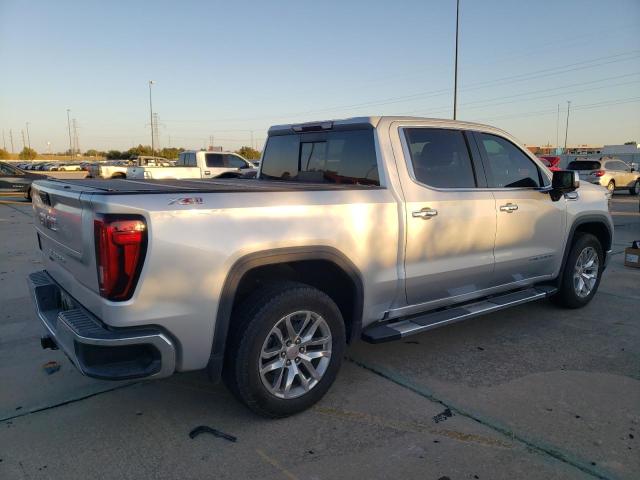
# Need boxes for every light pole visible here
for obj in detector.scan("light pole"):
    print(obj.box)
[25,122,31,149]
[149,80,155,155]
[66,109,73,158]
[563,101,571,152]
[453,0,460,120]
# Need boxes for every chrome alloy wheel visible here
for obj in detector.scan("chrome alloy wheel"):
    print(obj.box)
[259,311,332,399]
[573,246,599,298]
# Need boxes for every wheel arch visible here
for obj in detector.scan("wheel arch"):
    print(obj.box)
[557,215,613,285]
[207,246,364,382]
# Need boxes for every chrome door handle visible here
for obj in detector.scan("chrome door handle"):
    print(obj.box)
[499,203,518,213]
[412,208,438,219]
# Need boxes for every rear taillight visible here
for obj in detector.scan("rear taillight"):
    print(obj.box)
[94,216,147,301]
[592,170,605,177]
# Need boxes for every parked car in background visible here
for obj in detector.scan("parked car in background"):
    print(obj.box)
[28,116,613,417]
[567,157,640,195]
[539,156,561,171]
[127,150,255,180]
[0,161,41,200]
[57,163,83,171]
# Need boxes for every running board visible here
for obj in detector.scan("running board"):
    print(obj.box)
[362,286,557,344]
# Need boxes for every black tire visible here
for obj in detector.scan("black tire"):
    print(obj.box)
[607,180,615,194]
[630,180,640,196]
[223,281,345,418]
[25,187,32,202]
[551,233,603,309]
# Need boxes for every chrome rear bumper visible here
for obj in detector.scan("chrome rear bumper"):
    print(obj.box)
[28,270,176,380]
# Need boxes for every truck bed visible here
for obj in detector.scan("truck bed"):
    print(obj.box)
[34,177,382,195]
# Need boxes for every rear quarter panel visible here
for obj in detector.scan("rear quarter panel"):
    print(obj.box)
[70,188,400,371]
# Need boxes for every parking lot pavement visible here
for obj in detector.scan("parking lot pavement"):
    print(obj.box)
[1,196,639,480]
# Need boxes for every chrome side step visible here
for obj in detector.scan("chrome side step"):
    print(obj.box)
[362,286,557,344]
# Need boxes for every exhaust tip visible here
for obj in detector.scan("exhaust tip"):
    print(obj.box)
[40,336,59,350]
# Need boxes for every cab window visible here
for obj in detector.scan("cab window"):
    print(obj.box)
[404,128,476,188]
[476,133,542,188]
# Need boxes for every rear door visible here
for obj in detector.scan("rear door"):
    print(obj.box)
[472,131,565,286]
[400,127,497,306]
[0,163,29,193]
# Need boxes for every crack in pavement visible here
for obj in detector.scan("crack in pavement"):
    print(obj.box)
[347,356,616,480]
[0,382,140,423]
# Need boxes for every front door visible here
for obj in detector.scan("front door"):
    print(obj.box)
[472,132,566,285]
[401,127,497,306]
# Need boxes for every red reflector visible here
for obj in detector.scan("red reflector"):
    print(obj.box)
[94,217,147,301]
[592,170,605,177]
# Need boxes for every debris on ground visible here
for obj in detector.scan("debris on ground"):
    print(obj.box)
[433,408,454,423]
[42,361,61,375]
[189,425,237,443]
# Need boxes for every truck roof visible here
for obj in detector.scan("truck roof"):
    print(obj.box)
[268,116,510,137]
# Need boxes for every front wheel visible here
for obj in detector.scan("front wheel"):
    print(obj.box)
[551,233,603,309]
[630,180,640,196]
[607,180,615,193]
[224,281,345,418]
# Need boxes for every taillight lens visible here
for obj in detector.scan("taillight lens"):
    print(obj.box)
[592,170,605,177]
[94,216,147,301]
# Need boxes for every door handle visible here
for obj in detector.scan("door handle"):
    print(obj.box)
[412,208,438,219]
[499,203,518,213]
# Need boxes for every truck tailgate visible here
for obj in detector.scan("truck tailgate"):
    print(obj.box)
[31,180,100,293]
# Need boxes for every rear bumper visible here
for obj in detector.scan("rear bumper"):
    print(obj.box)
[28,270,176,380]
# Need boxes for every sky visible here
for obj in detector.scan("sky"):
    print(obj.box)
[1,0,639,153]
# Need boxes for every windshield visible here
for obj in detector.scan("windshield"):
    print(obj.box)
[260,129,379,185]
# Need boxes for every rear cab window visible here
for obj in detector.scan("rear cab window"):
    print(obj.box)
[567,160,602,171]
[260,129,379,185]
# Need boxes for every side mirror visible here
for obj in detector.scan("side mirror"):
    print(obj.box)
[552,170,579,193]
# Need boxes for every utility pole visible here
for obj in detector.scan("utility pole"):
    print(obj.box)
[66,109,73,157]
[72,119,80,155]
[556,104,560,153]
[563,101,571,152]
[152,112,160,152]
[209,135,214,150]
[25,122,31,149]
[2,129,5,150]
[453,0,460,120]
[148,80,155,155]
[250,130,254,150]
[21,129,26,149]
[9,129,14,153]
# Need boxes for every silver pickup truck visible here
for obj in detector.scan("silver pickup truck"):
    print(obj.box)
[28,116,613,417]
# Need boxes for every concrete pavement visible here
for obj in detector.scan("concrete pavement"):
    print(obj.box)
[0,194,638,480]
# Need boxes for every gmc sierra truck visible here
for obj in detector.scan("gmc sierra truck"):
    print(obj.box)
[28,116,613,417]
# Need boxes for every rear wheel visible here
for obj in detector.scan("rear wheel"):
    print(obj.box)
[224,281,345,418]
[25,187,32,202]
[630,180,640,196]
[552,233,603,308]
[607,180,615,193]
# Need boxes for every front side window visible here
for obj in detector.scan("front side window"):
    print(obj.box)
[476,133,541,188]
[404,128,476,188]
[225,155,247,168]
[261,129,379,185]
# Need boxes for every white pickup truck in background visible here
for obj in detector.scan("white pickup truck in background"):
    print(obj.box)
[87,156,172,179]
[127,150,256,180]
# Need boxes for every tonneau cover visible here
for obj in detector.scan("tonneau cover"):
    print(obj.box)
[34,178,382,195]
